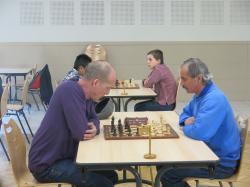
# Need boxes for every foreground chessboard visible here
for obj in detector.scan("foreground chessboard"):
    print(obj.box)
[103,123,179,140]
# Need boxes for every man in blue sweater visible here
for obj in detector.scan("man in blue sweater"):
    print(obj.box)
[158,58,241,187]
[29,61,117,187]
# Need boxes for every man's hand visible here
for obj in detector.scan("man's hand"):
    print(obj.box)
[143,79,148,86]
[184,117,195,125]
[84,122,97,140]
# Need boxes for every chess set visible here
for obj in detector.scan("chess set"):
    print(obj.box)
[112,79,139,89]
[103,117,179,140]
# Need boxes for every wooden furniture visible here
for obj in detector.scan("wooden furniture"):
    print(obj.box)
[0,67,32,100]
[76,111,219,187]
[106,80,157,111]
[185,117,249,187]
[7,79,33,144]
[0,84,10,161]
[3,118,72,187]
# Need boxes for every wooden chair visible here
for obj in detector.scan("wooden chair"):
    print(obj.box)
[7,79,33,144]
[85,44,107,61]
[185,117,250,187]
[0,84,10,161]
[3,118,71,187]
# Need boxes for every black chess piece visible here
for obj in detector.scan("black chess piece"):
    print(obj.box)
[115,80,119,88]
[113,128,117,136]
[111,117,115,132]
[118,119,122,127]
[118,119,123,135]
[124,121,129,130]
[128,126,132,136]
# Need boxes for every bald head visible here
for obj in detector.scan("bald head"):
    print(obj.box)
[83,61,116,83]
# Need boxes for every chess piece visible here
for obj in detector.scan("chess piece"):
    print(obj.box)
[115,80,119,88]
[118,119,123,134]
[111,116,115,125]
[121,80,125,88]
[112,128,117,136]
[129,79,132,87]
[111,116,115,132]
[124,120,129,130]
[128,126,132,136]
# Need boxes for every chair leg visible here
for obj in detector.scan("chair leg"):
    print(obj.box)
[15,112,30,144]
[31,92,40,110]
[39,94,47,111]
[0,138,10,161]
[20,110,34,137]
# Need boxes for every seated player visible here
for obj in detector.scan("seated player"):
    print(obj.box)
[134,49,177,111]
[157,58,241,187]
[63,53,91,81]
[29,61,118,187]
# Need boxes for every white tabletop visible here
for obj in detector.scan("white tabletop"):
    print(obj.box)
[0,67,32,75]
[107,80,156,98]
[76,111,218,166]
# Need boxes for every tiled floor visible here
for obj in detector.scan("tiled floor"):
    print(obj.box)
[0,101,250,187]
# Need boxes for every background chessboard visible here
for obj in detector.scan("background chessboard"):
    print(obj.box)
[112,80,140,89]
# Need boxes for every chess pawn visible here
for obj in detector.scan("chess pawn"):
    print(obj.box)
[111,116,115,125]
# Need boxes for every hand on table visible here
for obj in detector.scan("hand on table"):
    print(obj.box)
[84,122,97,140]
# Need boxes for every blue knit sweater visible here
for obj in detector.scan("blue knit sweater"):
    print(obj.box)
[179,81,241,168]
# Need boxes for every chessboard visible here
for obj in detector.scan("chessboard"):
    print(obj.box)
[103,117,179,140]
[112,80,139,89]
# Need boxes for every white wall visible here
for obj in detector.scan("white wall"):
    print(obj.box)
[0,0,250,42]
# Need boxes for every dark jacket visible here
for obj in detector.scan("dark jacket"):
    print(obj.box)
[40,64,53,105]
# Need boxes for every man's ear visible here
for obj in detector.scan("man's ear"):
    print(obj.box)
[197,74,203,82]
[92,79,99,87]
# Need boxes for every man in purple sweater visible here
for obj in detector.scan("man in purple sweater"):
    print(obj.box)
[29,61,117,187]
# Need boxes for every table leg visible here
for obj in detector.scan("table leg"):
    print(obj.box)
[123,166,143,187]
[111,98,120,112]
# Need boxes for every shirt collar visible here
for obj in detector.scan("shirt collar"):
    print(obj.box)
[196,80,213,98]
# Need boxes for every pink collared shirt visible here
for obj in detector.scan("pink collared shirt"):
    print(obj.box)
[144,64,177,105]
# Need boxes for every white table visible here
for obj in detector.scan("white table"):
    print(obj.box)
[76,111,219,187]
[106,80,157,111]
[0,67,32,100]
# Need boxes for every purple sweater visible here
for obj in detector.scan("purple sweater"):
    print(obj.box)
[144,64,177,105]
[28,80,100,173]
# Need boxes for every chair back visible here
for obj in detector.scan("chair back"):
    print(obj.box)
[234,117,249,180]
[1,84,10,118]
[21,79,29,106]
[3,118,29,184]
[32,64,37,76]
[85,44,107,61]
